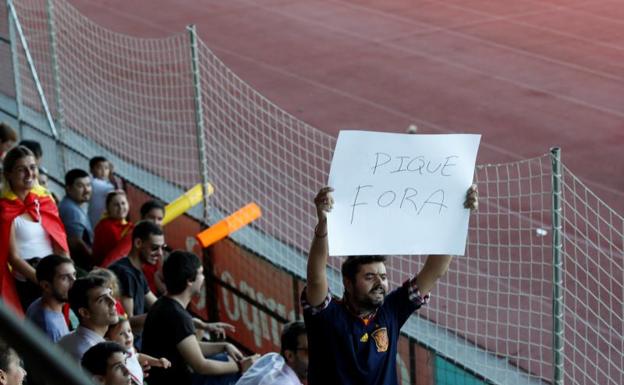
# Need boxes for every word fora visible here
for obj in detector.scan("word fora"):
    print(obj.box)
[350,185,447,224]
[371,153,459,176]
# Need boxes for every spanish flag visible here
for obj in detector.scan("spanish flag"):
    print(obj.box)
[0,185,68,316]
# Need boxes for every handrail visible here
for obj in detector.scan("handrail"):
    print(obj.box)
[0,300,95,385]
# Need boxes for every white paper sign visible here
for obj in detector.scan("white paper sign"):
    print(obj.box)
[327,131,480,256]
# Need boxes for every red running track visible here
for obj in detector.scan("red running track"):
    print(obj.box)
[69,0,624,214]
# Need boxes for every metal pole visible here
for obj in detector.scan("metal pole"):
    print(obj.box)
[0,300,96,385]
[550,147,564,385]
[7,0,24,136]
[46,0,68,175]
[8,0,58,139]
[188,24,211,225]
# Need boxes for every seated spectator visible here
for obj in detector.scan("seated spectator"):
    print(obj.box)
[89,267,127,317]
[81,341,131,385]
[92,190,133,267]
[139,200,166,294]
[88,156,121,228]
[35,173,59,204]
[58,169,93,271]
[26,254,76,342]
[17,140,48,187]
[57,276,119,361]
[107,222,233,340]
[0,146,68,314]
[235,322,307,385]
[142,251,258,385]
[140,200,165,226]
[0,122,17,162]
[105,199,167,293]
[108,221,162,333]
[105,317,171,384]
[16,140,41,166]
[0,339,26,385]
[99,198,168,269]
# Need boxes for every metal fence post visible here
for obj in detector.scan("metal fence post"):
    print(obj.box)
[188,24,211,224]
[46,0,67,176]
[7,0,58,139]
[7,0,23,136]
[551,147,564,385]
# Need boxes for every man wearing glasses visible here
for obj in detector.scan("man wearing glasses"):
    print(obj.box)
[109,220,164,333]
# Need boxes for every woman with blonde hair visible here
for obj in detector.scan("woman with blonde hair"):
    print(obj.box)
[0,146,68,314]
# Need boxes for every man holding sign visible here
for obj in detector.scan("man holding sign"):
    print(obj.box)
[301,132,479,385]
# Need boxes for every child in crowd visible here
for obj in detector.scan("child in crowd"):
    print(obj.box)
[105,318,171,385]
[92,190,133,267]
[0,339,27,385]
[36,172,59,204]
[88,156,123,227]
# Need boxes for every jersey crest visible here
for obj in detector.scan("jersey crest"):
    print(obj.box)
[371,327,389,352]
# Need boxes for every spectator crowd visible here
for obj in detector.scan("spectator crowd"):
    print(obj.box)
[1,121,478,385]
[0,122,309,385]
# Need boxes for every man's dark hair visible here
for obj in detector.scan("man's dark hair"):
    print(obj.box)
[140,199,166,219]
[35,254,73,284]
[68,276,107,322]
[89,156,108,171]
[17,139,42,159]
[81,341,126,376]
[132,220,163,242]
[163,250,201,295]
[0,122,17,143]
[341,255,387,282]
[280,321,306,357]
[64,168,90,187]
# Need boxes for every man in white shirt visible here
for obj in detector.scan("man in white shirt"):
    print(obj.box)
[236,321,308,385]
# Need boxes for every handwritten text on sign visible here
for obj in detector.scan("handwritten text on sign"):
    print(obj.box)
[327,131,481,256]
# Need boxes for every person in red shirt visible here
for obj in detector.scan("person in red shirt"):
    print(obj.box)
[92,191,133,267]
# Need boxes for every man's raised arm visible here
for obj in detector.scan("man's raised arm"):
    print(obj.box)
[415,184,478,294]
[305,187,334,307]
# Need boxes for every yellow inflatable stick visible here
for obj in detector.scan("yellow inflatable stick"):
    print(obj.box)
[162,183,213,226]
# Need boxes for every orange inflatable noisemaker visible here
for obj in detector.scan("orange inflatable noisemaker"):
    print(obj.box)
[195,202,261,248]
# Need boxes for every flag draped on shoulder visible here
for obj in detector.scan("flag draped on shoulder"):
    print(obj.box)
[0,185,68,316]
